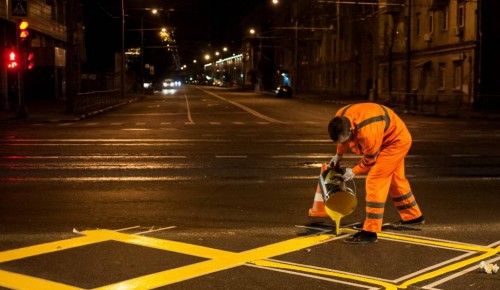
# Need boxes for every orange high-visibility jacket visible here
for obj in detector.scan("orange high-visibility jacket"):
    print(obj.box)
[335,103,411,175]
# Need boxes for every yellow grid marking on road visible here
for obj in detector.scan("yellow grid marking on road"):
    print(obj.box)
[81,229,233,259]
[249,229,500,290]
[0,234,109,263]
[343,228,493,252]
[0,228,498,290]
[92,230,335,289]
[250,259,399,290]
[0,269,84,290]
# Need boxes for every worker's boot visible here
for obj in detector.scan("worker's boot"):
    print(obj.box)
[344,230,377,244]
[396,215,425,226]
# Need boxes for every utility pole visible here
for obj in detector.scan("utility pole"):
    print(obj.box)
[121,0,125,99]
[336,1,341,100]
[66,0,75,113]
[405,0,412,109]
[294,18,298,91]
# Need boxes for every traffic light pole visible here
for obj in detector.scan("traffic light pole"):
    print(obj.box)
[15,24,27,119]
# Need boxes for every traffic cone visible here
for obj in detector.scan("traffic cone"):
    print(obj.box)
[308,163,329,217]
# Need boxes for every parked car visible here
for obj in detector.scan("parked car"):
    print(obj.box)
[275,85,293,98]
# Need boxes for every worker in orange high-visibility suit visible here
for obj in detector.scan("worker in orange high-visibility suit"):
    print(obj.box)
[328,103,424,244]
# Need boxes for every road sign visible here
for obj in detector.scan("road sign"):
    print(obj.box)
[12,0,28,17]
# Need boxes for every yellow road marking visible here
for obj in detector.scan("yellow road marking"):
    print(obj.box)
[93,231,335,289]
[0,234,109,263]
[81,229,232,259]
[0,270,84,290]
[398,245,500,289]
[250,259,398,290]
[0,228,498,290]
[342,228,492,252]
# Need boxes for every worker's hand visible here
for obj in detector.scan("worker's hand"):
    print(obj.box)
[342,168,355,181]
[329,154,342,168]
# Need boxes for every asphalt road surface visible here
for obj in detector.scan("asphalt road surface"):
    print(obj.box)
[0,85,499,289]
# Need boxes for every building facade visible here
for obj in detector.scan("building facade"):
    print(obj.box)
[251,0,497,112]
[0,0,69,111]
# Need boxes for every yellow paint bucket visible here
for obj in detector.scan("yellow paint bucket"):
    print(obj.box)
[319,168,357,234]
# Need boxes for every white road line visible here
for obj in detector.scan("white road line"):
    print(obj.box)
[246,263,376,289]
[422,241,500,289]
[184,93,195,124]
[0,155,187,159]
[198,88,286,124]
[216,155,247,158]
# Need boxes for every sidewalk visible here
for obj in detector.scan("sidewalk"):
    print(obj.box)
[292,92,500,120]
[0,94,143,124]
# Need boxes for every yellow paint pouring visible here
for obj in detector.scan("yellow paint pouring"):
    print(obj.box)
[324,191,357,235]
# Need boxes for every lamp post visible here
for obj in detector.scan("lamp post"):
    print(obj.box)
[140,9,159,94]
[121,0,125,99]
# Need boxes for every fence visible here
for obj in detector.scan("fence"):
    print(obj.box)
[73,90,122,114]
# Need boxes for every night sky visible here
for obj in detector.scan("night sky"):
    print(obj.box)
[84,0,265,71]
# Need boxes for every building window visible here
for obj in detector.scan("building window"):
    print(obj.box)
[412,68,420,91]
[416,13,421,36]
[429,11,434,34]
[457,3,465,28]
[453,62,463,90]
[401,66,406,91]
[438,63,446,90]
[441,7,449,31]
[382,67,388,91]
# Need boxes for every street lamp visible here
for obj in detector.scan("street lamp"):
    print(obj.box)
[141,8,159,94]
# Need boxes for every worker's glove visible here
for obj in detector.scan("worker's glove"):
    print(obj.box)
[329,154,343,168]
[342,167,355,182]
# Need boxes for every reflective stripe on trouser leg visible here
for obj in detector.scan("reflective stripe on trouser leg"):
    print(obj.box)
[363,164,392,233]
[388,150,422,221]
[363,140,411,233]
[364,202,385,233]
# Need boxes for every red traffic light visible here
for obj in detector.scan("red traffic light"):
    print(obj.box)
[7,51,18,69]
[26,52,35,70]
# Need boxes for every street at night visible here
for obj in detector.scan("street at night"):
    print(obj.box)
[0,86,499,289]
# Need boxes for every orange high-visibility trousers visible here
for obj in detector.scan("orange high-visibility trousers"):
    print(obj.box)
[362,129,423,233]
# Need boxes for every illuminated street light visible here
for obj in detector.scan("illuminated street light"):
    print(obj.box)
[141,8,160,94]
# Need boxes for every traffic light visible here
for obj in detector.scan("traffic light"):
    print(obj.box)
[26,51,34,70]
[7,50,18,69]
[18,20,29,43]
